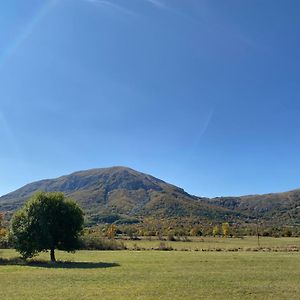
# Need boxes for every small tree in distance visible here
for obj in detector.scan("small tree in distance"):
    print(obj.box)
[10,191,84,262]
[212,225,219,237]
[107,224,117,239]
[0,213,7,237]
[222,222,230,237]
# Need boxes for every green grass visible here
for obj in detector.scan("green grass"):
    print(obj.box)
[0,246,300,299]
[123,236,300,251]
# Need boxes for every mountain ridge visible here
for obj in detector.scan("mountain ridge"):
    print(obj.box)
[1,166,299,225]
[0,167,237,224]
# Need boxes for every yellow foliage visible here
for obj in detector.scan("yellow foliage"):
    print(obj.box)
[0,213,7,237]
[212,226,220,236]
[0,228,6,237]
[107,224,117,239]
[222,222,230,237]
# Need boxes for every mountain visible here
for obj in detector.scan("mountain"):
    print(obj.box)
[0,167,237,224]
[208,189,300,225]
[1,166,299,226]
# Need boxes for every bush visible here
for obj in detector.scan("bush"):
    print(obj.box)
[190,227,203,236]
[81,235,126,250]
[0,236,12,249]
[157,242,173,251]
[167,233,176,241]
[283,228,293,237]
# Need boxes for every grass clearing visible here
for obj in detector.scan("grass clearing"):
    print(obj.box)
[0,243,300,299]
[123,236,300,251]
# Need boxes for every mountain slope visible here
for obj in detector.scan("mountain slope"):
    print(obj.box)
[208,189,300,225]
[0,167,237,223]
[2,166,298,226]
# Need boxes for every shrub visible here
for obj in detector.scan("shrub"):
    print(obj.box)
[167,233,176,241]
[283,228,293,237]
[81,235,126,250]
[0,236,12,249]
[157,242,173,251]
[190,227,203,236]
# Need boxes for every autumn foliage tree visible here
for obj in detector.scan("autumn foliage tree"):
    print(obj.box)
[10,192,84,262]
[212,225,220,237]
[0,213,7,237]
[106,224,117,239]
[222,222,230,237]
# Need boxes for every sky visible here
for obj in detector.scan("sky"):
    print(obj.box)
[1,0,300,198]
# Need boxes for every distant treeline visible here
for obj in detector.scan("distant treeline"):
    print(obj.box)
[1,214,300,250]
[95,219,300,239]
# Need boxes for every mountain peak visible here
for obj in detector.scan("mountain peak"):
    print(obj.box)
[2,166,298,226]
[1,166,228,224]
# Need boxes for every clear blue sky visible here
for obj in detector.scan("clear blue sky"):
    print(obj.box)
[1,0,300,198]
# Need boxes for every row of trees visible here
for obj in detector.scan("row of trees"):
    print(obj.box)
[213,223,230,237]
[97,221,300,238]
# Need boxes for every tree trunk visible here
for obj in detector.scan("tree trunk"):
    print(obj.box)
[50,248,56,262]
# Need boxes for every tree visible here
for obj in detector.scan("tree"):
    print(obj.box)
[190,227,203,236]
[10,191,84,262]
[222,222,230,237]
[212,225,219,237]
[106,224,117,239]
[0,213,7,237]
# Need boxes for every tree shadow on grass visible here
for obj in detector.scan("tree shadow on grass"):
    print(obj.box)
[0,258,120,269]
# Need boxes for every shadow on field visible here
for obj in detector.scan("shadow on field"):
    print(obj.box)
[0,258,120,269]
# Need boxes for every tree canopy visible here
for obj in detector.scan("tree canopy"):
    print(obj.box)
[10,191,84,261]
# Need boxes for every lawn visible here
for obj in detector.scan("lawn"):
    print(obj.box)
[0,246,300,299]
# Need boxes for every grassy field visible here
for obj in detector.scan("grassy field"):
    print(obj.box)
[123,236,300,251]
[1,241,300,300]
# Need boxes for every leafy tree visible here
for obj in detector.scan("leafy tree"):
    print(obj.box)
[10,192,84,262]
[212,225,219,237]
[0,213,7,237]
[222,222,230,237]
[190,227,203,236]
[106,224,117,239]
